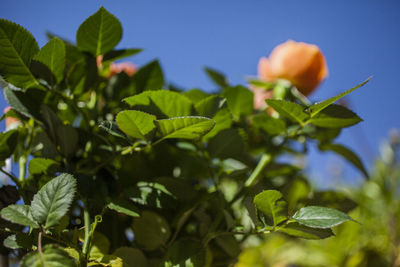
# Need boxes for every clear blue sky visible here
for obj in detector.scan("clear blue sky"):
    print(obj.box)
[1,0,399,187]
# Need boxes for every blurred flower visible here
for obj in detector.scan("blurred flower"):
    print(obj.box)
[109,62,137,77]
[3,107,19,129]
[253,89,273,110]
[258,40,328,96]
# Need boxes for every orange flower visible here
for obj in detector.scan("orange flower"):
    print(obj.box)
[3,107,19,129]
[258,40,328,96]
[109,62,137,77]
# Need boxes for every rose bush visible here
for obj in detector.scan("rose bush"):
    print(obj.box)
[0,7,369,267]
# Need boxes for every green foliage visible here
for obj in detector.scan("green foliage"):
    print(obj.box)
[292,206,356,229]
[30,173,76,228]
[76,7,122,56]
[0,19,39,88]
[21,244,76,267]
[0,7,371,266]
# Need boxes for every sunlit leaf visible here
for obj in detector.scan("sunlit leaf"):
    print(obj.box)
[76,7,122,56]
[292,206,356,229]
[0,19,39,88]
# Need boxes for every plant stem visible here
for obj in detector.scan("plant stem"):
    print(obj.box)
[18,156,27,181]
[38,231,44,265]
[0,168,21,188]
[82,206,91,260]
[244,153,271,187]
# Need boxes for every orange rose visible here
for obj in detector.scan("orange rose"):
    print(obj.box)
[3,107,20,129]
[258,40,328,96]
[109,62,137,77]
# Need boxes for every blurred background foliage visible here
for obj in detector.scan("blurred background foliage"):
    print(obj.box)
[236,131,400,267]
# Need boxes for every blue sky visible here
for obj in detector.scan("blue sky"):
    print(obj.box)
[1,0,399,187]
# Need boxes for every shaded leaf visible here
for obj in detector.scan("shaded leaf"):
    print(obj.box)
[4,86,46,120]
[223,85,253,118]
[0,129,19,161]
[308,104,362,128]
[207,128,244,159]
[278,222,334,240]
[3,232,34,249]
[132,211,170,251]
[103,48,142,62]
[319,143,368,178]
[253,190,288,226]
[195,95,225,118]
[292,206,356,229]
[113,247,148,267]
[162,239,205,267]
[21,244,76,267]
[252,113,286,135]
[132,60,164,93]
[76,7,122,56]
[30,173,76,229]
[204,67,229,88]
[32,37,65,84]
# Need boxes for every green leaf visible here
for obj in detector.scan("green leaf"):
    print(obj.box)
[215,235,240,258]
[88,232,110,260]
[21,244,76,267]
[125,181,177,209]
[278,222,334,240]
[253,190,288,226]
[204,67,229,88]
[3,232,34,249]
[124,90,193,118]
[248,79,274,90]
[113,247,148,267]
[207,128,244,159]
[308,104,362,128]
[319,143,368,178]
[223,85,253,119]
[56,124,79,158]
[0,205,39,228]
[107,198,140,217]
[251,113,286,135]
[0,129,19,161]
[183,89,208,104]
[76,7,122,56]
[307,77,371,117]
[31,37,65,85]
[202,108,232,141]
[99,121,128,140]
[30,173,77,229]
[4,86,46,120]
[0,19,39,88]
[28,157,59,176]
[103,48,142,62]
[132,211,171,251]
[292,206,356,229]
[116,110,156,140]
[132,60,164,92]
[194,95,225,118]
[155,116,215,141]
[163,240,205,267]
[265,99,309,125]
